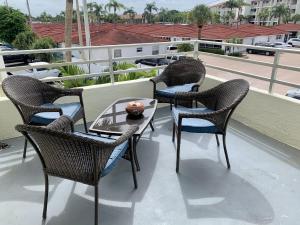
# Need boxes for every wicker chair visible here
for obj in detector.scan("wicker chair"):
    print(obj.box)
[150,57,206,109]
[172,79,249,172]
[2,75,88,158]
[16,115,138,225]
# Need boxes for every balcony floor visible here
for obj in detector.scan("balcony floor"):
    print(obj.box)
[0,107,300,225]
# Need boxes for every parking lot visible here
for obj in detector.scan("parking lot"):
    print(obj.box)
[200,52,300,95]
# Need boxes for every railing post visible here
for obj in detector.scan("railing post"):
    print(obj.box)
[269,50,280,93]
[193,40,199,59]
[108,47,114,84]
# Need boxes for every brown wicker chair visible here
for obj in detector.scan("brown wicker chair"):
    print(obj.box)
[150,57,206,108]
[172,79,249,172]
[2,75,88,158]
[16,115,138,225]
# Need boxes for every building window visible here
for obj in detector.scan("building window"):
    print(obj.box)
[114,49,122,58]
[137,47,143,53]
[152,46,159,55]
[276,35,282,40]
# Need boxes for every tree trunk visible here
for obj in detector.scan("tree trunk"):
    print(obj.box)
[65,0,73,62]
[198,25,203,40]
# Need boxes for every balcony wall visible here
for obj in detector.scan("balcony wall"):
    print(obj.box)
[0,75,299,149]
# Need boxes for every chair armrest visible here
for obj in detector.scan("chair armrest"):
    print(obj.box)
[149,75,164,85]
[111,126,139,147]
[47,115,74,132]
[58,88,83,97]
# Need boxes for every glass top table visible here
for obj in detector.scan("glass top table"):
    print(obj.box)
[89,97,157,136]
[89,97,157,171]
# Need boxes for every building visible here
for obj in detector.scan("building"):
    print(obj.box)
[31,23,289,71]
[209,0,300,26]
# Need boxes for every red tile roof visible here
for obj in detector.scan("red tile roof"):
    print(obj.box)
[274,23,300,32]
[31,23,288,45]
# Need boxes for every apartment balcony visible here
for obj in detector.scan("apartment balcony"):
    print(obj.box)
[0,41,299,225]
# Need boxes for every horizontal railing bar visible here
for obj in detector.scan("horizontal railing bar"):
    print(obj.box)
[276,64,300,73]
[113,65,167,74]
[0,40,194,56]
[0,59,110,73]
[197,40,300,54]
[205,64,271,82]
[1,40,300,57]
[273,79,300,89]
[199,51,274,67]
[41,72,111,82]
[113,52,191,62]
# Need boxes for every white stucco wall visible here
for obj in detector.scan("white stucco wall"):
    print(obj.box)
[0,76,299,149]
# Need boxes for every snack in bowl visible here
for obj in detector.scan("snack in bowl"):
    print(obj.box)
[126,101,145,116]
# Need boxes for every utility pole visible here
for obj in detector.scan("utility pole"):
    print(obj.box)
[26,0,33,25]
[5,0,8,7]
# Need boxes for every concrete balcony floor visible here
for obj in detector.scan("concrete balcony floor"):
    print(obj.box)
[0,107,299,225]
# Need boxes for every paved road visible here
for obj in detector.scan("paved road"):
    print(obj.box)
[199,52,300,95]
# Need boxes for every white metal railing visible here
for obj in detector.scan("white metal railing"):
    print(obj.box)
[0,40,300,94]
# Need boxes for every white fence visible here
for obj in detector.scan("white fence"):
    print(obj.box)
[0,40,300,94]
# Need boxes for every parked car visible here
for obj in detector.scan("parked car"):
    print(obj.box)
[135,58,169,66]
[166,55,187,63]
[246,42,275,56]
[287,38,300,47]
[166,45,178,53]
[7,62,61,79]
[286,89,300,100]
[0,46,33,65]
[274,42,292,48]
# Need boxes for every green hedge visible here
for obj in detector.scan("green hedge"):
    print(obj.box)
[199,48,225,55]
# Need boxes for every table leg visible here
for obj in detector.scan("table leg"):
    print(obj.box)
[133,135,140,171]
[149,121,155,132]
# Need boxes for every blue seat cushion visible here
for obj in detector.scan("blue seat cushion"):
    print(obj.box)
[156,83,196,98]
[73,132,128,177]
[172,107,220,133]
[31,102,81,125]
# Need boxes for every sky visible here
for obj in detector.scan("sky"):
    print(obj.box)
[3,0,218,17]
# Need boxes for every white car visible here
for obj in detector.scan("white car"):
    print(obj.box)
[287,38,300,47]
[274,42,292,48]
[8,62,61,80]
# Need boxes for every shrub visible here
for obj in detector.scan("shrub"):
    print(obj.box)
[13,30,37,50]
[228,52,243,57]
[60,65,94,88]
[199,47,225,55]
[177,43,193,52]
[31,37,56,62]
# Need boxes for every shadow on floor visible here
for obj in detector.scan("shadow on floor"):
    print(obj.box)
[177,159,274,224]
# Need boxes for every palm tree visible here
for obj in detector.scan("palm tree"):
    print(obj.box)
[190,4,211,40]
[105,0,125,23]
[123,7,137,23]
[65,0,73,62]
[87,2,104,23]
[223,0,238,12]
[258,8,270,25]
[271,4,290,24]
[144,2,158,23]
[292,14,300,24]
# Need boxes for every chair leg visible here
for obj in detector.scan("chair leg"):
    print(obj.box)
[83,115,88,133]
[23,138,27,159]
[176,129,181,173]
[129,138,138,189]
[172,122,175,142]
[149,121,155,132]
[42,173,49,219]
[215,134,220,146]
[94,184,99,225]
[222,134,231,169]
